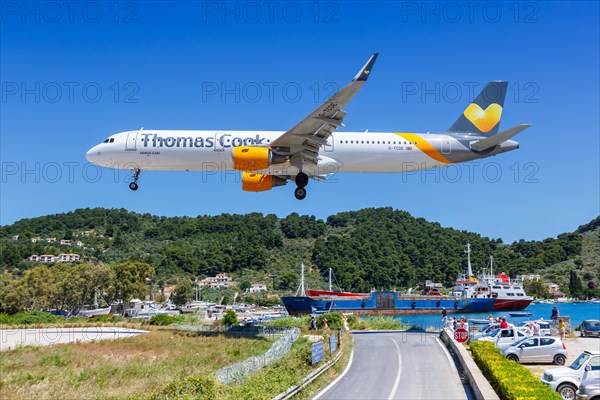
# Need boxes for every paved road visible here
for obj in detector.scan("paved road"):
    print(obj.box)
[0,327,148,351]
[316,331,470,400]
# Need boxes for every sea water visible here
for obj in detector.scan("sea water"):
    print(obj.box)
[393,302,600,330]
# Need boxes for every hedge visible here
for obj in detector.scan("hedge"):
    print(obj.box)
[469,341,562,400]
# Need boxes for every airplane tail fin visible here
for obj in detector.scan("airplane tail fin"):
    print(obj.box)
[447,81,508,137]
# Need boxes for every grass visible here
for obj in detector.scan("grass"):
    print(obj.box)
[0,328,274,400]
[147,330,353,400]
[347,315,411,330]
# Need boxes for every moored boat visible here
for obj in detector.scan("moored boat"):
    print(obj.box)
[280,263,495,316]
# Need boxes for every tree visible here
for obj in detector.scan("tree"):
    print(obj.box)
[171,277,194,306]
[239,281,251,292]
[279,272,298,291]
[223,309,238,326]
[568,270,584,299]
[523,278,550,299]
[109,261,154,304]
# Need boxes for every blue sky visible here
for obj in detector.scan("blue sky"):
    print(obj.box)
[1,1,598,242]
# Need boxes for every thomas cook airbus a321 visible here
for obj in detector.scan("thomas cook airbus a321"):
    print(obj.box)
[86,53,530,200]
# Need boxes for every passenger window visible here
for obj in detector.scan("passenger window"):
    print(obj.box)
[589,357,600,370]
[540,338,555,346]
[522,339,537,347]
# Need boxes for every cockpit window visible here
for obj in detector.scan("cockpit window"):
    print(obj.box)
[109,138,114,143]
[103,139,109,143]
[103,138,115,143]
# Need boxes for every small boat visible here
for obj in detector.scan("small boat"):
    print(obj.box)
[509,311,532,317]
[469,318,494,325]
[79,306,111,318]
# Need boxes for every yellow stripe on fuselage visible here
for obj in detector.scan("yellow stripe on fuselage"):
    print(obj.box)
[395,133,453,164]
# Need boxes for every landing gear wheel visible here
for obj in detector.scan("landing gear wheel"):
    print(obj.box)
[129,168,141,191]
[295,172,309,188]
[294,187,307,200]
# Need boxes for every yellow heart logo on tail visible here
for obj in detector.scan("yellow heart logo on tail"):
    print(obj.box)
[463,103,503,133]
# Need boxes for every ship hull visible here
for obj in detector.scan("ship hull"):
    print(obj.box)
[491,298,532,311]
[281,292,495,316]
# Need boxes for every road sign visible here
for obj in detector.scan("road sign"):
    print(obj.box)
[330,334,337,354]
[454,328,469,343]
[312,342,324,364]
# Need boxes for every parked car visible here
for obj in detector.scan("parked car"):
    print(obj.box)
[579,320,600,338]
[517,320,552,336]
[473,326,529,347]
[576,378,600,400]
[471,323,501,340]
[542,351,600,400]
[501,336,567,364]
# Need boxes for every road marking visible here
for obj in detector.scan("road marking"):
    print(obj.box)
[436,337,456,367]
[387,337,403,400]
[312,348,354,400]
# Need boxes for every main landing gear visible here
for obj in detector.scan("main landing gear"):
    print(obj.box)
[294,172,308,200]
[129,168,141,191]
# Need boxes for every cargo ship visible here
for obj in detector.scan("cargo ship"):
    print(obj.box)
[280,264,495,316]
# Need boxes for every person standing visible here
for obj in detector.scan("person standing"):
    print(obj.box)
[500,317,508,329]
[532,321,541,335]
[551,306,559,326]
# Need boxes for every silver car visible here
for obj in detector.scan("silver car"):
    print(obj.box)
[501,336,568,364]
[576,378,600,400]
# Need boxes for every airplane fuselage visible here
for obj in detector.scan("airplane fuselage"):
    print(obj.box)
[86,130,519,178]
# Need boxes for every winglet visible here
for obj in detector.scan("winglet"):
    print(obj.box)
[353,53,379,81]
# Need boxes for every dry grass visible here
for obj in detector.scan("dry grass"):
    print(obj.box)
[0,329,273,400]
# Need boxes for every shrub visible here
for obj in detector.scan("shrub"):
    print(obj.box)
[317,312,343,330]
[264,315,311,328]
[2,311,59,325]
[222,309,238,326]
[470,341,562,400]
[148,314,184,326]
[348,316,408,330]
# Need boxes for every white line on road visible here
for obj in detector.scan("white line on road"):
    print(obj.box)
[312,348,355,400]
[387,337,403,400]
[436,336,456,367]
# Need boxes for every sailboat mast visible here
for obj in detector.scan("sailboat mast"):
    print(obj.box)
[466,242,473,277]
[328,268,332,292]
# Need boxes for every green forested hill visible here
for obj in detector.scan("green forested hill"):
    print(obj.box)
[1,208,598,294]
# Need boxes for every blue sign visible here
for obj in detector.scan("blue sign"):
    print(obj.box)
[312,342,324,364]
[330,334,337,354]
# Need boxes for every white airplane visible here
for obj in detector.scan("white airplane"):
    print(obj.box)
[86,53,530,200]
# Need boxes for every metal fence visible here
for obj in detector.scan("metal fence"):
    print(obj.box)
[213,327,301,384]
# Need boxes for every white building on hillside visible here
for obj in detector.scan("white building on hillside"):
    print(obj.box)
[248,283,267,293]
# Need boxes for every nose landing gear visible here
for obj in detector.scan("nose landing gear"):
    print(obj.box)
[294,172,308,200]
[129,168,141,191]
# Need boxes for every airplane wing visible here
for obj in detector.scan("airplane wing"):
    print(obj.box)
[270,53,378,175]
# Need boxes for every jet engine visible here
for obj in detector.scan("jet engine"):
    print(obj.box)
[232,147,286,171]
[241,172,286,192]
